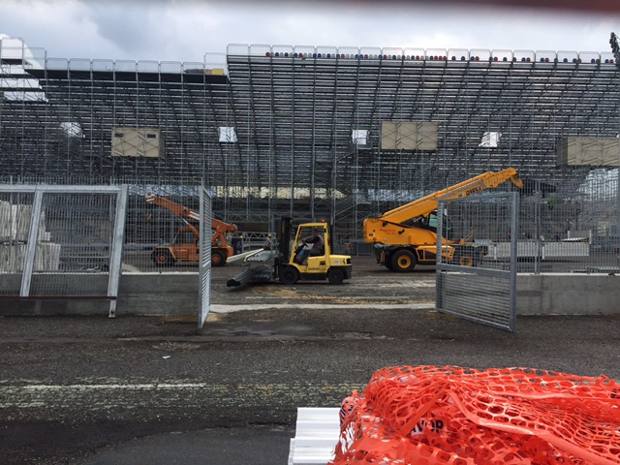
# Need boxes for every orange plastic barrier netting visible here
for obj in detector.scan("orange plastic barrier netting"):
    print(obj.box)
[330,365,620,465]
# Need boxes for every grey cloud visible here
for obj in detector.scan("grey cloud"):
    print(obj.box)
[2,0,620,62]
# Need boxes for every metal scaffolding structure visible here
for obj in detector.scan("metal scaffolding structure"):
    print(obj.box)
[2,38,620,244]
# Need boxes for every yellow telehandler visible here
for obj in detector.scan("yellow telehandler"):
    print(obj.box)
[363,168,523,272]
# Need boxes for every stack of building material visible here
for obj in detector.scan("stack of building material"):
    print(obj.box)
[0,243,61,272]
[0,200,60,272]
[287,407,340,465]
[490,240,589,259]
[0,200,51,241]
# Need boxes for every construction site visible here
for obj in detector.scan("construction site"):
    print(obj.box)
[1,29,620,465]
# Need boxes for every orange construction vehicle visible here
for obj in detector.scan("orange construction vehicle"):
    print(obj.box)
[145,194,237,267]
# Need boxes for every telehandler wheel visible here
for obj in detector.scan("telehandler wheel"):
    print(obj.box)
[279,265,299,285]
[391,249,416,272]
[153,250,174,267]
[212,250,227,267]
[327,268,346,285]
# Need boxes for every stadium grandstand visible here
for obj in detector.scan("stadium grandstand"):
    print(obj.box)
[1,36,619,244]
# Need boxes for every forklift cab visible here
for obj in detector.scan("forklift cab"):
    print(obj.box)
[292,225,328,273]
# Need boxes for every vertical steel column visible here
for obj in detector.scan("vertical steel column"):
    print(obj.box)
[310,55,317,220]
[107,185,128,318]
[246,102,251,220]
[0,42,4,163]
[616,146,620,270]
[509,191,519,331]
[20,189,43,297]
[435,199,445,310]
[290,53,296,217]
[534,187,542,274]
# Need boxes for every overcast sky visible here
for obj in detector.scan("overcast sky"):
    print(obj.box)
[2,0,620,62]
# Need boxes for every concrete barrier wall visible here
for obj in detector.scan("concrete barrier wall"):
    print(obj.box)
[0,272,198,317]
[517,273,620,316]
[117,273,198,315]
[1,272,619,316]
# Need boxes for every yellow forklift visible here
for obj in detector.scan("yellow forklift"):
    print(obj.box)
[227,217,352,287]
[276,218,352,284]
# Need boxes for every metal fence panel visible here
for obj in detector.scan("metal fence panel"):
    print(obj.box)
[0,184,127,317]
[436,192,518,332]
[29,191,118,297]
[198,185,213,328]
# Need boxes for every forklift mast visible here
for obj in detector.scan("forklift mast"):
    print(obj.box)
[277,217,292,260]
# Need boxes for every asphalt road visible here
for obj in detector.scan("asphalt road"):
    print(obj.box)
[2,307,620,464]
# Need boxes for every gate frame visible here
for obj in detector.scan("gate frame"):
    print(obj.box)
[198,184,213,329]
[0,184,128,317]
[436,191,519,332]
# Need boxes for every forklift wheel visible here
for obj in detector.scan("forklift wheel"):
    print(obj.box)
[327,268,346,285]
[212,250,227,267]
[153,250,174,267]
[390,249,416,272]
[279,266,299,285]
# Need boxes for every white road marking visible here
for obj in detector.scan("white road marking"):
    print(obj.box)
[0,381,364,410]
[16,383,211,390]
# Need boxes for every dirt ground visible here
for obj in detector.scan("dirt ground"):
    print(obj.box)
[211,255,436,306]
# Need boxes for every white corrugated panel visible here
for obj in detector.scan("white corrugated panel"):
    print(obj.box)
[288,407,340,465]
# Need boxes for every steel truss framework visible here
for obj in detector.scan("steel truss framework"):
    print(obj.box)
[1,40,619,242]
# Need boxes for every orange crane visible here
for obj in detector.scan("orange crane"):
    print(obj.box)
[363,168,523,272]
[145,194,237,267]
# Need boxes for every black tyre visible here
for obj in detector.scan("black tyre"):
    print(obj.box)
[327,268,346,285]
[152,250,174,267]
[278,265,299,285]
[390,249,416,272]
[212,250,227,267]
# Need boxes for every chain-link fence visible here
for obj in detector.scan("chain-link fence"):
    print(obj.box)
[436,192,518,332]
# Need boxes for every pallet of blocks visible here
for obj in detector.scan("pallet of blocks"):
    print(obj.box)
[0,200,60,272]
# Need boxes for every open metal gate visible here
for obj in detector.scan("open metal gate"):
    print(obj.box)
[436,192,518,332]
[198,185,213,329]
